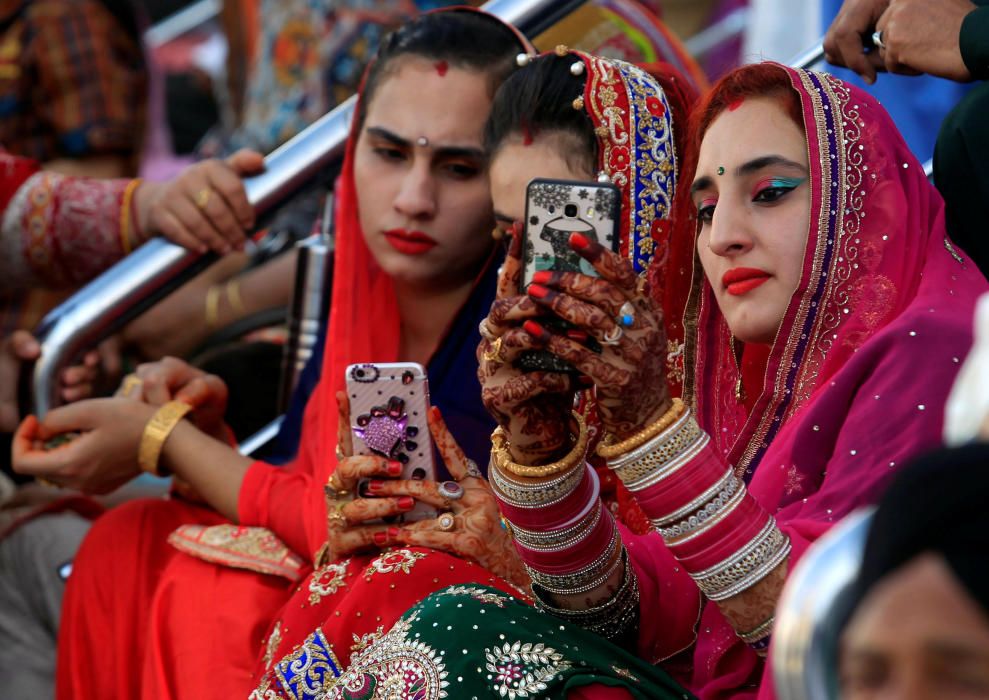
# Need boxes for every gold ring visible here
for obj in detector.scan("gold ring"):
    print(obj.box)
[195,188,211,210]
[120,374,143,396]
[325,472,350,500]
[436,512,456,532]
[37,477,60,489]
[482,337,504,363]
[335,445,346,462]
[327,501,347,527]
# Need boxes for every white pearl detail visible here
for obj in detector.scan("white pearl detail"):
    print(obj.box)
[596,171,611,183]
[570,61,585,76]
[516,53,531,67]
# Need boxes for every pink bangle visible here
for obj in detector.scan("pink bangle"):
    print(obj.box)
[675,508,772,574]
[633,450,724,518]
[494,463,597,529]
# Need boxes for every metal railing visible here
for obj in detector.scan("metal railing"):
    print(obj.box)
[24,0,588,417]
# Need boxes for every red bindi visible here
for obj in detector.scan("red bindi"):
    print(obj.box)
[522,123,534,146]
[434,60,448,77]
[727,98,744,112]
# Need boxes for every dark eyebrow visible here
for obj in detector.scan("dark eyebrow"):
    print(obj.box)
[736,154,806,177]
[690,155,807,197]
[365,126,485,162]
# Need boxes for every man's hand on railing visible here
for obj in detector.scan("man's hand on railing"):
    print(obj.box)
[0,331,99,433]
[134,149,265,255]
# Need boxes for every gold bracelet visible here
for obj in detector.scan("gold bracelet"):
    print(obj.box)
[120,178,142,255]
[596,398,686,459]
[492,412,588,478]
[224,279,245,316]
[138,400,192,476]
[205,285,222,330]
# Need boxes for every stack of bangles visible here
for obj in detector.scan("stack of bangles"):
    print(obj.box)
[489,412,638,644]
[599,399,790,656]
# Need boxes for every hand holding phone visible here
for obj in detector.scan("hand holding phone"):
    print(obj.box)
[517,177,621,373]
[344,362,438,523]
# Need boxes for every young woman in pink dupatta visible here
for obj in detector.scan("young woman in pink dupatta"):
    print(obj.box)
[462,61,987,699]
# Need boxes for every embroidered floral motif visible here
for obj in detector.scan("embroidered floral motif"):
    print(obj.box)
[263,621,284,671]
[436,585,510,608]
[484,641,572,699]
[366,548,427,577]
[167,524,306,581]
[248,675,281,700]
[309,561,349,605]
[351,626,385,654]
[325,612,450,700]
[272,628,343,700]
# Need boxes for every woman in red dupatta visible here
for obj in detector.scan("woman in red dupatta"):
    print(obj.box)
[12,10,532,700]
[467,61,987,699]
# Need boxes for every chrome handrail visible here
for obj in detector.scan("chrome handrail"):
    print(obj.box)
[791,43,826,71]
[773,508,874,700]
[144,0,221,49]
[25,0,587,417]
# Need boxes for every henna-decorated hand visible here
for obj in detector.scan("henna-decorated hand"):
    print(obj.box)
[377,407,529,588]
[478,225,576,465]
[322,392,424,562]
[525,233,672,441]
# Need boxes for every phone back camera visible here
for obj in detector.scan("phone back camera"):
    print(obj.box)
[564,203,578,217]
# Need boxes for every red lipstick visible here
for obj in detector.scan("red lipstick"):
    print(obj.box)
[722,267,771,296]
[383,229,437,255]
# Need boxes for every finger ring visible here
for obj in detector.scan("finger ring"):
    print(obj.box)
[438,481,464,501]
[462,459,483,480]
[37,477,60,489]
[335,445,346,462]
[120,374,143,396]
[618,301,636,328]
[482,337,504,363]
[478,318,498,342]
[871,30,885,50]
[436,512,456,532]
[602,326,623,346]
[327,501,347,527]
[325,472,350,499]
[195,188,211,210]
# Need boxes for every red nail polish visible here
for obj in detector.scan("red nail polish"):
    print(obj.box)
[388,526,401,538]
[523,320,548,341]
[367,480,384,493]
[373,531,388,546]
[531,270,552,285]
[528,284,549,300]
[397,496,415,511]
[566,329,589,343]
[387,461,403,477]
[570,232,590,250]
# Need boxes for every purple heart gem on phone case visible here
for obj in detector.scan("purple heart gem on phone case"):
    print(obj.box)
[354,396,410,459]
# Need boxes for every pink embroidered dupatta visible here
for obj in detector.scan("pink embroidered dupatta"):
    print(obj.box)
[634,65,988,698]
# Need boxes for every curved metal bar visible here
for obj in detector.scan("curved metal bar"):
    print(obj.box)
[773,508,874,700]
[791,43,826,71]
[25,0,587,417]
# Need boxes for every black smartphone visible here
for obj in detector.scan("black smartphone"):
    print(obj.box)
[517,177,621,373]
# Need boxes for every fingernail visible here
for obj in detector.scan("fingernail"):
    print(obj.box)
[397,496,415,511]
[569,232,590,250]
[373,531,388,546]
[388,526,401,538]
[523,320,549,342]
[527,284,550,300]
[367,480,384,493]
[387,461,403,476]
[531,270,553,285]
[566,329,589,343]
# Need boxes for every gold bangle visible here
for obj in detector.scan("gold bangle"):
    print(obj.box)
[205,285,222,330]
[138,400,192,476]
[120,178,142,255]
[224,279,245,316]
[596,398,686,459]
[493,412,588,478]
